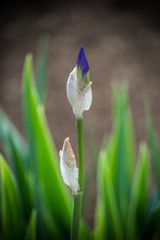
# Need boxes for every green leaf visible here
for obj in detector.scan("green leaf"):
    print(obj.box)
[0,110,32,219]
[94,149,107,240]
[36,37,49,104]
[95,150,123,240]
[127,143,149,240]
[94,169,106,240]
[22,55,71,238]
[34,103,71,238]
[1,154,23,239]
[111,83,135,183]
[40,202,59,239]
[0,109,27,168]
[146,104,160,190]
[107,84,135,229]
[22,54,37,172]
[8,136,32,219]
[94,198,106,240]
[25,210,37,240]
[95,83,138,240]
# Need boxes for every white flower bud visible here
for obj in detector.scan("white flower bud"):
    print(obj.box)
[66,46,92,118]
[59,138,80,194]
[67,67,92,118]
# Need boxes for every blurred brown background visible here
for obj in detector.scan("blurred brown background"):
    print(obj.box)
[1,0,160,227]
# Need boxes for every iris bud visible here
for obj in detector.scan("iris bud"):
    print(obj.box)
[67,46,92,118]
[59,138,80,194]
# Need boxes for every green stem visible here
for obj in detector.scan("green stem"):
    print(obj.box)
[70,192,82,240]
[70,117,84,240]
[77,117,84,191]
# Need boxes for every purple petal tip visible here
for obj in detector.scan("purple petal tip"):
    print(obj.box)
[76,46,89,76]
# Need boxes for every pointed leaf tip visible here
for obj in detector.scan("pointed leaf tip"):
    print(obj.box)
[76,46,89,76]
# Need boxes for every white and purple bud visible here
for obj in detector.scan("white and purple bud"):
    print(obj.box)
[67,46,92,118]
[59,138,80,194]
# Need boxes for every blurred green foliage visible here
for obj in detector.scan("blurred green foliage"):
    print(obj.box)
[0,42,160,239]
[95,84,160,240]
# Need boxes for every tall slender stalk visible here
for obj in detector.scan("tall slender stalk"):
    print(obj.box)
[77,117,84,191]
[70,117,84,240]
[70,192,82,240]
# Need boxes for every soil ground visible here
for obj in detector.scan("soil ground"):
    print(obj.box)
[1,2,160,227]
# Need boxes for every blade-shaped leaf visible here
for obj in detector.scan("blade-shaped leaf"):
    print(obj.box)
[146,104,160,189]
[0,110,32,219]
[25,210,37,240]
[0,109,27,168]
[127,143,149,240]
[94,150,107,240]
[94,199,106,240]
[22,55,71,238]
[107,84,135,229]
[95,150,123,240]
[8,136,32,219]
[22,54,37,172]
[1,154,23,239]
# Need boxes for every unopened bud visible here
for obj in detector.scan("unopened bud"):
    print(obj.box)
[59,138,80,194]
[67,46,92,118]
